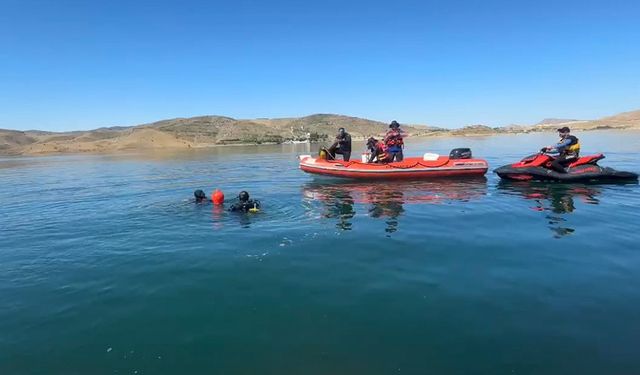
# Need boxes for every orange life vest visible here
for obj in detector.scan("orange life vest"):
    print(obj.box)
[384,129,404,147]
[376,141,389,162]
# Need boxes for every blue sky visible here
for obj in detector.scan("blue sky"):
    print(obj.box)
[1,0,639,131]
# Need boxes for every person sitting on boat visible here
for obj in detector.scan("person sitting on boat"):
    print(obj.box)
[366,137,390,163]
[327,127,352,161]
[541,127,580,173]
[384,120,404,162]
[229,191,261,213]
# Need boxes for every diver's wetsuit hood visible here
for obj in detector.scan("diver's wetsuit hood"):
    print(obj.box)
[194,189,207,202]
[238,191,250,202]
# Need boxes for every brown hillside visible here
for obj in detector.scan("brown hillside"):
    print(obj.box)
[3,109,639,155]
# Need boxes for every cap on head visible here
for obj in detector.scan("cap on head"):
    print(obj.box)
[557,126,570,133]
[238,191,250,202]
[389,120,400,128]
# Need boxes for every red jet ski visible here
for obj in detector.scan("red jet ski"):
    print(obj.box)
[495,152,638,182]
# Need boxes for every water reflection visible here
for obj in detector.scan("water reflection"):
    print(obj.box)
[302,177,487,233]
[497,181,601,238]
[307,187,356,230]
[368,190,404,234]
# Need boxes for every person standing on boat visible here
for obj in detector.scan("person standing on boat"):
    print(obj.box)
[384,121,404,162]
[366,137,390,163]
[542,126,580,173]
[328,127,352,161]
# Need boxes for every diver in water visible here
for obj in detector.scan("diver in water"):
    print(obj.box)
[228,191,261,213]
[194,189,208,203]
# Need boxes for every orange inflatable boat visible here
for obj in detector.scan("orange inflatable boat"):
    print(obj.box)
[299,148,488,180]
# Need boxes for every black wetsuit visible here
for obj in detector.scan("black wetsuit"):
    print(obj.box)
[229,199,260,212]
[328,133,352,161]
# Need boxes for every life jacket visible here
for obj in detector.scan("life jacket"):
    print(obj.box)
[560,135,580,156]
[384,129,404,147]
[376,141,389,162]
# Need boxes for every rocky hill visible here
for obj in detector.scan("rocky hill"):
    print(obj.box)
[1,110,639,155]
[536,118,581,125]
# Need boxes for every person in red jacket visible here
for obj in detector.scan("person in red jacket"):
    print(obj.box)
[383,121,404,162]
[366,137,390,163]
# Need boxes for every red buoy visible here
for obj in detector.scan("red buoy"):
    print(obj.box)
[212,189,225,205]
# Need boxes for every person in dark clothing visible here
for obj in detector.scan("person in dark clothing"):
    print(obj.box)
[542,127,581,173]
[194,189,208,203]
[228,191,261,212]
[366,137,390,163]
[384,120,404,162]
[327,128,352,161]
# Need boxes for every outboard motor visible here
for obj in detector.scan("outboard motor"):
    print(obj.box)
[449,148,472,159]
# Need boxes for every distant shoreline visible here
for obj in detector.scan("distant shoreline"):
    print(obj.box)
[1,111,639,156]
[2,128,640,157]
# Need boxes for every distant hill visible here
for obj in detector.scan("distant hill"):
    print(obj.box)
[450,125,496,136]
[536,118,580,125]
[582,109,640,129]
[1,110,639,155]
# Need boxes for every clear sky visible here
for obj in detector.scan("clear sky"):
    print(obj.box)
[1,0,639,131]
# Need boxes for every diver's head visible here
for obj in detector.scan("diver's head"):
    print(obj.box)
[389,120,400,129]
[338,127,346,136]
[366,137,377,147]
[557,126,570,138]
[238,191,250,202]
[194,189,206,202]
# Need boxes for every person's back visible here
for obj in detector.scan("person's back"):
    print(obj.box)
[366,137,389,163]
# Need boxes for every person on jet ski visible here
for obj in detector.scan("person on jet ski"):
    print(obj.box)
[228,191,261,213]
[384,121,405,162]
[541,127,580,173]
[366,137,390,163]
[327,128,352,161]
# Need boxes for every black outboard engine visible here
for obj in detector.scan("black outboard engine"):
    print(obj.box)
[450,148,472,159]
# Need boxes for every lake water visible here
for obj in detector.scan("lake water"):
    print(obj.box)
[1,131,639,374]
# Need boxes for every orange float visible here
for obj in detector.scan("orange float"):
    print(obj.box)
[211,189,225,205]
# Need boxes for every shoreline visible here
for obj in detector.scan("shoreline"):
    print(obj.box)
[3,128,640,157]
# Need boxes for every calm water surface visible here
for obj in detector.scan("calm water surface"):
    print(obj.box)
[1,131,639,374]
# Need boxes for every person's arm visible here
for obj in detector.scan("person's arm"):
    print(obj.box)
[549,138,572,153]
[368,147,377,163]
[557,138,572,149]
[328,140,339,151]
[383,131,392,143]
